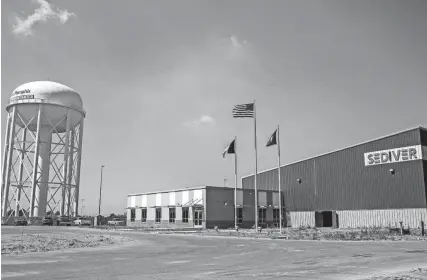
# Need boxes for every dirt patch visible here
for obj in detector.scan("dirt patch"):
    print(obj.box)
[1,232,130,255]
[360,268,427,280]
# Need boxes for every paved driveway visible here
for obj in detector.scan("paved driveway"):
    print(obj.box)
[2,226,427,279]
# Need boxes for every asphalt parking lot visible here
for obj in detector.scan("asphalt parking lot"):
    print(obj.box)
[2,226,427,280]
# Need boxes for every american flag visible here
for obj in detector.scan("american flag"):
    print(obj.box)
[232,103,254,118]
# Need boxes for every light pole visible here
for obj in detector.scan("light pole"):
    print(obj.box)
[80,198,85,216]
[98,165,105,216]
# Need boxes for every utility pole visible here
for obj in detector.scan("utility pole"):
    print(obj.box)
[98,165,105,216]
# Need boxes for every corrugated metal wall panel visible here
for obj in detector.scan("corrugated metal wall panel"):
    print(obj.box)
[194,189,203,204]
[141,195,147,207]
[337,208,427,228]
[175,192,183,206]
[258,191,267,206]
[155,194,161,207]
[147,207,155,220]
[182,191,189,205]
[424,161,427,206]
[147,194,156,207]
[290,212,315,228]
[236,190,243,206]
[266,191,273,207]
[243,128,426,211]
[161,193,169,206]
[134,195,142,207]
[169,192,176,206]
[135,208,141,220]
[272,192,280,207]
[161,207,168,221]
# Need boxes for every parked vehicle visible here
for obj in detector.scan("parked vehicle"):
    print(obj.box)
[73,217,91,226]
[57,216,72,226]
[107,218,124,226]
[42,216,53,226]
[14,217,28,226]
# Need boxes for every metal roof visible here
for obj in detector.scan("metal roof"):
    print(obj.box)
[127,186,235,197]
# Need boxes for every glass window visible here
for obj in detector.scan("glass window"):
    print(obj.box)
[141,208,147,223]
[130,209,135,222]
[258,208,266,224]
[182,207,189,223]
[155,208,161,223]
[237,208,243,224]
[169,208,176,223]
[273,209,279,226]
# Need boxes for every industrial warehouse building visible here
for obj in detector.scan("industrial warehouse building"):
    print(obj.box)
[242,126,427,229]
[126,186,281,229]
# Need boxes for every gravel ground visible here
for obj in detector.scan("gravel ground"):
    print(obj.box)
[2,226,427,280]
[1,231,130,255]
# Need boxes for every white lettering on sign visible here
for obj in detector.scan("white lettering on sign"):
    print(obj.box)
[364,145,423,166]
[13,89,31,95]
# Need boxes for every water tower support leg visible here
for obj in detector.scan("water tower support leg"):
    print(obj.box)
[2,107,17,218]
[66,129,75,216]
[30,105,43,218]
[73,120,84,217]
[15,128,27,217]
[1,113,11,200]
[60,110,71,216]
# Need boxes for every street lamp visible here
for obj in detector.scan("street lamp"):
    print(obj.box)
[98,165,105,216]
[80,198,85,216]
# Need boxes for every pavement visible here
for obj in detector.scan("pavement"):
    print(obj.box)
[2,226,427,280]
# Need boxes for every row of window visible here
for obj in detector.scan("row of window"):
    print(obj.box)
[130,207,283,224]
[256,208,284,225]
[130,207,190,223]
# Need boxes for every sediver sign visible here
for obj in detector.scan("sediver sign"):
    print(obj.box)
[364,145,424,166]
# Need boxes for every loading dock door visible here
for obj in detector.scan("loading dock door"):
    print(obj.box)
[315,211,337,228]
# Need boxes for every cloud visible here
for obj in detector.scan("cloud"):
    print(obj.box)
[184,115,215,127]
[12,0,76,36]
[230,35,248,49]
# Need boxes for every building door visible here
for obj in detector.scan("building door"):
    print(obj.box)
[194,208,203,227]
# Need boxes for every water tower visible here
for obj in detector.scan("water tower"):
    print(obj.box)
[1,81,85,223]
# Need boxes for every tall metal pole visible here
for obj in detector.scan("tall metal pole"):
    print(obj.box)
[66,129,75,216]
[98,165,105,216]
[15,128,27,217]
[73,119,84,217]
[60,110,72,216]
[253,100,258,232]
[1,113,11,200]
[80,199,84,216]
[30,104,43,218]
[277,125,282,234]
[2,107,16,218]
[234,136,237,230]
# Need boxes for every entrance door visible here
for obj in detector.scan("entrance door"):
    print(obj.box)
[194,209,203,227]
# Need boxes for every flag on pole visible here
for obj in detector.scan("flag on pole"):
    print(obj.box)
[222,139,235,158]
[266,125,283,233]
[232,103,254,118]
[266,129,277,147]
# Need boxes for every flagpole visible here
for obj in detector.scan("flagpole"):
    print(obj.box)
[234,136,238,230]
[254,100,258,233]
[277,125,282,234]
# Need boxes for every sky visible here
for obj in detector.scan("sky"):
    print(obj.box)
[1,0,426,216]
